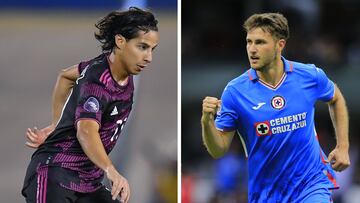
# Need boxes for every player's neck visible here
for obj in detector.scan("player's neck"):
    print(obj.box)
[257,57,284,86]
[108,52,129,85]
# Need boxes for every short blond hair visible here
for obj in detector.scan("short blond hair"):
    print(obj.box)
[243,13,289,40]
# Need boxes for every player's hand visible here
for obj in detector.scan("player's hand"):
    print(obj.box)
[25,125,55,148]
[327,146,350,172]
[105,165,130,202]
[202,96,221,121]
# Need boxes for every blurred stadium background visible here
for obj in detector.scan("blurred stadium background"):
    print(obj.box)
[0,0,177,203]
[182,0,360,202]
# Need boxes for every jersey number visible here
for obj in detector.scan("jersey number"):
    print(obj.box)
[110,117,128,142]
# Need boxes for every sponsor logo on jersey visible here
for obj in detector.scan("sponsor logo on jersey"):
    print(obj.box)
[271,95,285,110]
[254,112,307,136]
[83,97,99,113]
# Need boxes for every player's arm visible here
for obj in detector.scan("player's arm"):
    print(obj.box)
[51,65,80,125]
[201,96,235,159]
[77,120,130,202]
[26,65,79,148]
[327,84,350,172]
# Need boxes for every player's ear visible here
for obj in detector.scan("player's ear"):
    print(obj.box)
[278,39,286,51]
[115,34,126,50]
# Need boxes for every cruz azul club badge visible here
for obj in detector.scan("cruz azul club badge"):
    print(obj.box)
[271,95,285,110]
[255,121,271,136]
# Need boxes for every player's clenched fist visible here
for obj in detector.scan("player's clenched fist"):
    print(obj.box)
[202,96,221,121]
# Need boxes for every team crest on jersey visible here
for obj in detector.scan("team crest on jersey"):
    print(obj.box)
[271,95,285,110]
[254,121,271,136]
[83,97,100,113]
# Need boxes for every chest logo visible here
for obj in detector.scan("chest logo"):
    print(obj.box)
[255,121,271,136]
[110,106,118,116]
[252,102,266,110]
[271,95,285,110]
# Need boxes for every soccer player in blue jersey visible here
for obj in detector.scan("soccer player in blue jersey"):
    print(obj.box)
[201,13,350,202]
[22,7,159,203]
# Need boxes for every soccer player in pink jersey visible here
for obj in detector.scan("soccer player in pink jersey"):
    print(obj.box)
[23,7,159,203]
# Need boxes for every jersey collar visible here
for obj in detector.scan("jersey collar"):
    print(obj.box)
[248,56,293,81]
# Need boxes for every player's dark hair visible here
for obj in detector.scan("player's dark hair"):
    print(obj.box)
[243,13,289,40]
[95,7,158,52]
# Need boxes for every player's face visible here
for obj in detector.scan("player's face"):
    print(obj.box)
[246,28,281,70]
[119,30,159,75]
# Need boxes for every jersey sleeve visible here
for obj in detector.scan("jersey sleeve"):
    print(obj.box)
[78,54,105,73]
[78,60,91,74]
[215,86,239,131]
[74,68,107,127]
[315,67,335,102]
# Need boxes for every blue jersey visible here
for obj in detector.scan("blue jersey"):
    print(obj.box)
[215,57,338,202]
